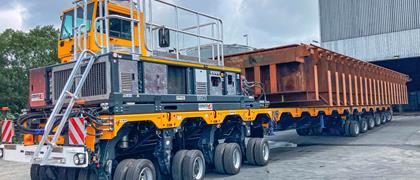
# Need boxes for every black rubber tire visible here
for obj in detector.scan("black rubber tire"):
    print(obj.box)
[367,116,375,130]
[311,127,323,136]
[374,114,382,126]
[39,166,55,180]
[246,139,257,165]
[254,138,270,166]
[30,164,40,180]
[67,168,80,180]
[296,128,309,136]
[88,169,98,180]
[126,159,156,180]
[359,119,368,133]
[57,168,68,180]
[380,113,387,124]
[214,143,227,174]
[344,121,351,136]
[223,143,242,175]
[171,150,188,180]
[78,168,90,180]
[349,121,360,137]
[386,111,393,122]
[153,158,170,180]
[114,159,136,180]
[182,150,206,180]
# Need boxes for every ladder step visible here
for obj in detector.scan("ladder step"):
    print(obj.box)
[65,91,79,99]
[74,74,83,78]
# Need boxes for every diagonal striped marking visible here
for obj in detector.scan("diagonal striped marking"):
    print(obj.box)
[5,120,13,143]
[73,117,85,131]
[5,125,13,142]
[71,118,85,141]
[69,122,84,145]
[69,118,85,145]
[69,127,78,145]
[2,121,11,142]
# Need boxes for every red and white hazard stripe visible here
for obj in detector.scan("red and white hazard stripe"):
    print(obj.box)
[68,117,86,145]
[1,119,14,143]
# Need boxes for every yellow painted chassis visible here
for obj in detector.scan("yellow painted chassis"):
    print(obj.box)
[100,105,392,140]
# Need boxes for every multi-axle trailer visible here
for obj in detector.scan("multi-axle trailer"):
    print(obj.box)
[0,1,408,180]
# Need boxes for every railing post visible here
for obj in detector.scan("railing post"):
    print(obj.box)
[196,13,201,63]
[216,22,220,66]
[220,20,224,66]
[149,0,154,53]
[99,0,104,53]
[137,0,142,55]
[83,0,88,51]
[73,1,78,60]
[130,0,135,54]
[175,7,180,60]
[104,0,110,53]
[211,23,215,61]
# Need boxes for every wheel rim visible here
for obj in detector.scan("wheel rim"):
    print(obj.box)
[192,156,204,179]
[363,121,368,131]
[233,148,241,169]
[354,123,359,134]
[263,142,269,161]
[139,167,153,180]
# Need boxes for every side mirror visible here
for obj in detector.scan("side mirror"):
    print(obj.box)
[158,27,170,48]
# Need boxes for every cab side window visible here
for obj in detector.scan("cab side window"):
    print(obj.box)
[97,10,132,40]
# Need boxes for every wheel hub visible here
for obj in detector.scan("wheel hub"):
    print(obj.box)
[233,148,241,169]
[192,156,204,179]
[263,142,269,161]
[354,123,359,134]
[139,167,153,180]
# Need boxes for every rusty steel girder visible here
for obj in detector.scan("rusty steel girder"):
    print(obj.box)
[225,44,410,107]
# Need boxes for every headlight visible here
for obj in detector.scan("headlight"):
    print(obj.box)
[73,154,80,165]
[0,148,3,158]
[73,153,86,165]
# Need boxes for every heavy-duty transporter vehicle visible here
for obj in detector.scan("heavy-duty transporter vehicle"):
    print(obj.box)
[0,0,408,180]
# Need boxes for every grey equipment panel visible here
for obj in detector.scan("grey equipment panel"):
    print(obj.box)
[119,60,139,97]
[51,56,111,104]
[226,72,238,95]
[209,70,223,96]
[143,62,168,95]
[195,69,208,95]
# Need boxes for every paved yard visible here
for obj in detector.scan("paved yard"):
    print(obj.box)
[1,116,420,180]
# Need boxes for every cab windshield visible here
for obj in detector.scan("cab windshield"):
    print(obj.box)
[60,4,94,40]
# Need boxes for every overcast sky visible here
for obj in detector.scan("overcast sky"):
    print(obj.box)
[0,0,319,48]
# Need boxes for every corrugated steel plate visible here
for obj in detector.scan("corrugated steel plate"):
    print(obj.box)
[320,0,420,42]
[322,29,420,61]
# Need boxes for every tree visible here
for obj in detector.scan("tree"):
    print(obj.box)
[0,26,60,113]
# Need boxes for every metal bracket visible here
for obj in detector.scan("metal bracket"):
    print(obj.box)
[154,129,174,175]
[198,125,217,165]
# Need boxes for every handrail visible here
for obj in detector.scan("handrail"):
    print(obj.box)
[181,22,216,32]
[77,24,87,51]
[93,17,106,49]
[92,0,225,66]
[146,22,222,42]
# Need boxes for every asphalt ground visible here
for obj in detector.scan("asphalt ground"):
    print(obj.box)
[1,115,420,180]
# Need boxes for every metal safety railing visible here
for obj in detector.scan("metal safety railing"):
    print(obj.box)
[93,0,225,66]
